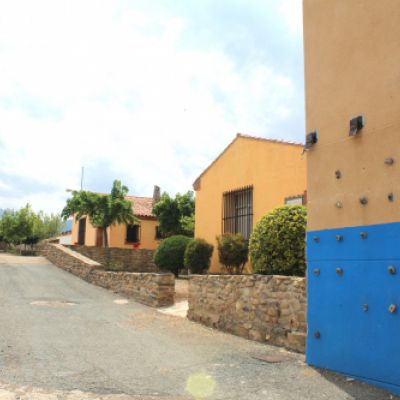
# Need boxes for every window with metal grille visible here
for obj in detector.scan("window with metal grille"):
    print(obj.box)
[126,224,140,243]
[155,226,165,240]
[222,186,253,240]
[284,195,304,205]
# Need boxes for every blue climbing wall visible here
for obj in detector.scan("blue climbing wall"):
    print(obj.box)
[307,222,400,394]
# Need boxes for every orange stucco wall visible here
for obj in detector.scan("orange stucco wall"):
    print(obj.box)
[304,0,400,231]
[71,217,160,250]
[194,135,307,272]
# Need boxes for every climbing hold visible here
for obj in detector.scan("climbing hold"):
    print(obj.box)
[335,201,343,209]
[384,157,395,165]
[388,265,396,275]
[359,196,368,205]
[388,193,395,202]
[360,232,368,239]
[335,170,342,179]
[389,304,397,314]
[336,235,343,242]
[336,267,343,276]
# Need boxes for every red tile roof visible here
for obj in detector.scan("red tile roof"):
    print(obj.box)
[126,196,155,218]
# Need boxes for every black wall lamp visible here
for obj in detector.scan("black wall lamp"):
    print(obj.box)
[304,131,318,150]
[349,115,364,136]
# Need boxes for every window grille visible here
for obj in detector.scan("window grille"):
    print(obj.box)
[126,224,140,243]
[155,226,165,240]
[222,186,253,240]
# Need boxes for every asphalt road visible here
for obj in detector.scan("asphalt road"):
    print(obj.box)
[0,253,397,400]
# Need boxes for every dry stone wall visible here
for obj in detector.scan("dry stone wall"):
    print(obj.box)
[45,244,174,307]
[188,274,306,352]
[69,245,158,272]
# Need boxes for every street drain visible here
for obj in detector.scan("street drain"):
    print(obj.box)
[30,300,78,308]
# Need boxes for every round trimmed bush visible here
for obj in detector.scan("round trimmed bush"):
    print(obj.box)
[153,235,191,276]
[216,233,248,274]
[184,238,213,274]
[249,205,307,276]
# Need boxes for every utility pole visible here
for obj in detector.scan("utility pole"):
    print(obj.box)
[80,166,84,191]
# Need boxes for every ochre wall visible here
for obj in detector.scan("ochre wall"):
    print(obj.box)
[71,217,160,250]
[304,0,400,231]
[108,218,159,250]
[71,218,98,246]
[194,136,307,272]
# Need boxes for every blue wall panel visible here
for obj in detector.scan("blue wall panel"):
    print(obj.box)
[307,222,400,394]
[307,222,400,261]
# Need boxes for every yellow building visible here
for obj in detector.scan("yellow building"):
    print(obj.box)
[193,133,307,272]
[71,192,161,250]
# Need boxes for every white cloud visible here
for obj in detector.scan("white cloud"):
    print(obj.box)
[279,0,303,35]
[0,0,299,212]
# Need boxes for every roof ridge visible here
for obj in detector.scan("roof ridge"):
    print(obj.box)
[193,133,304,188]
[126,195,153,199]
[236,133,304,146]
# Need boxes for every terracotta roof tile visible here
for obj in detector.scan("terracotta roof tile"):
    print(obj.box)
[126,196,155,218]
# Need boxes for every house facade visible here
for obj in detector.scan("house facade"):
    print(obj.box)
[193,133,307,273]
[71,192,161,250]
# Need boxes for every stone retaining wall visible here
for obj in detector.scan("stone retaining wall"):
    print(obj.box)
[68,245,158,272]
[45,244,174,307]
[188,275,306,352]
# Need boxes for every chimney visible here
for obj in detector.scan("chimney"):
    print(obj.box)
[153,185,161,203]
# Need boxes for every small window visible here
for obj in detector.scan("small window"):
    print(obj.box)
[155,226,165,240]
[126,224,140,243]
[222,186,253,240]
[285,195,304,205]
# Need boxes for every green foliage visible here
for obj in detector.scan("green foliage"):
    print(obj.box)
[180,215,195,237]
[152,191,195,237]
[184,238,213,274]
[216,233,248,274]
[153,235,191,276]
[0,205,64,248]
[61,180,137,247]
[249,205,307,276]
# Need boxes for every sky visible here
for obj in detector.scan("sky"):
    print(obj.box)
[0,0,304,213]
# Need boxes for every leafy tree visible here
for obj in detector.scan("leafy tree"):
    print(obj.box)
[0,205,36,250]
[249,205,307,276]
[38,212,65,239]
[61,180,138,247]
[152,191,195,237]
[0,206,65,250]
[0,209,18,245]
[153,235,191,276]
[184,238,213,274]
[217,233,248,274]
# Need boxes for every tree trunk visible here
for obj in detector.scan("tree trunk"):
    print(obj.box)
[103,228,109,248]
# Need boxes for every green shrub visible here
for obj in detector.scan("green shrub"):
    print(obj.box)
[249,205,307,276]
[184,238,213,274]
[153,235,191,276]
[216,233,248,274]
